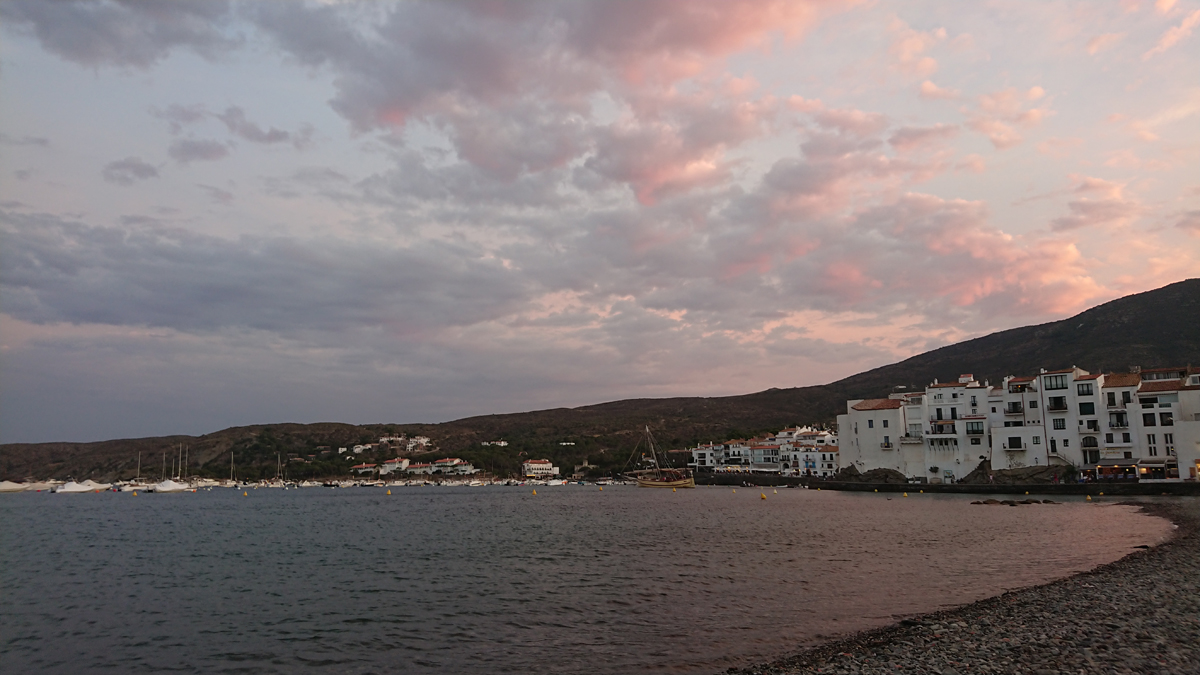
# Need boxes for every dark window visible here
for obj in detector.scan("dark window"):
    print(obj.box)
[1077,382,1093,396]
[970,437,981,445]
[1122,432,1130,443]
[1160,412,1173,426]
[1105,433,1113,443]
[1053,418,1066,430]
[1044,374,1068,390]
[1079,402,1095,415]
[1106,392,1117,407]
[1122,391,1132,404]
[1029,400,1037,408]
[1008,437,1022,449]
[1143,413,1157,427]
[882,419,888,428]
[951,408,958,420]
[868,419,873,428]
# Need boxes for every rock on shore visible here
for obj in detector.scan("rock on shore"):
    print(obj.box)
[728,500,1200,675]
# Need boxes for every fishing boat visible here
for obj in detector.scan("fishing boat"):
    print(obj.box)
[629,426,694,488]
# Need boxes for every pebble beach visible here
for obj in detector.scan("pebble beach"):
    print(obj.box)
[731,499,1200,675]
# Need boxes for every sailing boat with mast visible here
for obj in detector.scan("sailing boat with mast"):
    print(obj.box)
[629,426,694,488]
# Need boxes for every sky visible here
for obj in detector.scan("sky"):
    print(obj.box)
[1,1,1198,444]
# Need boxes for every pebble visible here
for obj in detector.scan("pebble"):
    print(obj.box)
[725,501,1200,675]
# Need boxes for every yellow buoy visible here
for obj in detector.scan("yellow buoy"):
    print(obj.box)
[599,487,603,491]
[1099,492,1104,496]
[672,487,676,492]
[133,491,137,496]
[920,490,923,493]
[760,493,766,500]
[1025,491,1029,495]
[773,489,777,494]
[732,489,736,493]
[243,491,248,496]
[1086,495,1092,501]
[874,489,878,492]
[903,492,908,497]
[387,489,391,495]
[817,487,821,491]
[532,489,537,495]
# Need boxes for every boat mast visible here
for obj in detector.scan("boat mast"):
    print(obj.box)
[136,451,141,481]
[230,449,235,482]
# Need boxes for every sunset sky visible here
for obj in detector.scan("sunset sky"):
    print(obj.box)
[2,1,1198,443]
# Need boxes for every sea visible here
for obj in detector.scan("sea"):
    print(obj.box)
[0,485,1173,674]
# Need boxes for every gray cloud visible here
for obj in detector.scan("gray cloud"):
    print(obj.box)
[215,106,290,144]
[168,138,229,163]
[102,156,159,185]
[0,132,50,147]
[150,103,208,134]
[1,0,238,68]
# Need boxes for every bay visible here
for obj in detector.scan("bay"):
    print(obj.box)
[0,486,1171,674]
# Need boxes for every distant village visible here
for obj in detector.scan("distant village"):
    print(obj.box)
[277,365,1200,485]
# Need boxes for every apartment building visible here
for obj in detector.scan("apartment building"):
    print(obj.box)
[839,367,1200,482]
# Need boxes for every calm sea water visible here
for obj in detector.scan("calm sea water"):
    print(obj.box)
[0,486,1172,674]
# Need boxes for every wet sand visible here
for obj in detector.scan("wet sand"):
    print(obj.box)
[728,499,1200,675]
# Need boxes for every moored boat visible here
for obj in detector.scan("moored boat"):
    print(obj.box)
[628,426,695,488]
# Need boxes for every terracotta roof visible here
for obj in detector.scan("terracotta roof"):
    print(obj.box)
[851,398,904,411]
[1043,368,1077,375]
[928,382,964,388]
[1009,376,1035,382]
[524,459,552,464]
[1102,373,1141,388]
[1077,373,1102,380]
[1140,366,1190,374]
[1139,380,1183,393]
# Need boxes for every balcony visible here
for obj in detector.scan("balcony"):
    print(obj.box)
[1108,420,1129,429]
[880,442,894,450]
[900,434,924,444]
[1005,403,1024,415]
[1004,444,1024,451]
[1107,401,1126,410]
[928,425,957,435]
[1046,401,1069,412]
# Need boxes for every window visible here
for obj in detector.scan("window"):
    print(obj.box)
[1077,382,1094,396]
[1050,438,1057,451]
[868,419,874,428]
[1063,439,1070,447]
[1143,413,1157,427]
[1048,396,1067,411]
[1053,418,1066,430]
[1033,436,1041,445]
[882,419,889,428]
[1147,433,1156,445]
[970,437,981,445]
[1044,374,1068,390]
[1106,392,1117,407]
[1105,433,1113,443]
[1079,402,1096,415]
[991,407,997,413]
[1008,437,1023,449]
[966,421,984,434]
[1029,400,1038,408]
[1081,436,1098,448]
[970,396,977,406]
[1165,433,1175,456]
[952,392,958,399]
[1160,412,1173,426]
[1122,391,1132,404]
[1122,432,1130,443]
[951,408,958,420]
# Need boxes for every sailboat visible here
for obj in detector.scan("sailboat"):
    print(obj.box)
[630,426,695,488]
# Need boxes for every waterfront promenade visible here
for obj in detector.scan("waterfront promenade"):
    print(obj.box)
[731,498,1200,675]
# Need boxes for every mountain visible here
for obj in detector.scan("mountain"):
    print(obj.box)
[3,279,1197,481]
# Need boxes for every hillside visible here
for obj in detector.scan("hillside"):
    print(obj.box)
[3,279,1197,481]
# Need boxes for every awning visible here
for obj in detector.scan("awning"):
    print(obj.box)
[1138,458,1168,466]
[1089,461,1139,469]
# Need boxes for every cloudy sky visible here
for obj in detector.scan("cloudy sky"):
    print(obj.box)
[2,1,1198,443]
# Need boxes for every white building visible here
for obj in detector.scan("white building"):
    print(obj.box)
[688,427,838,475]
[838,367,1200,482]
[522,459,559,477]
[378,458,410,475]
[432,458,478,475]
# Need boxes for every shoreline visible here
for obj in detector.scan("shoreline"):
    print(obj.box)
[727,498,1200,675]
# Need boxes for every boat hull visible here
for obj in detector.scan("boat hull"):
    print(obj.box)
[636,477,695,488]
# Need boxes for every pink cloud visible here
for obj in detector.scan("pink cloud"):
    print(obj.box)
[966,86,1051,149]
[1086,32,1126,55]
[918,80,959,100]
[1050,176,1141,231]
[887,18,946,76]
[1143,8,1200,59]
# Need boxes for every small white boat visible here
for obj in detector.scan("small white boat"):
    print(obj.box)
[152,479,190,493]
[57,480,112,493]
[119,483,151,492]
[547,479,566,486]
[468,480,484,487]
[0,480,29,493]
